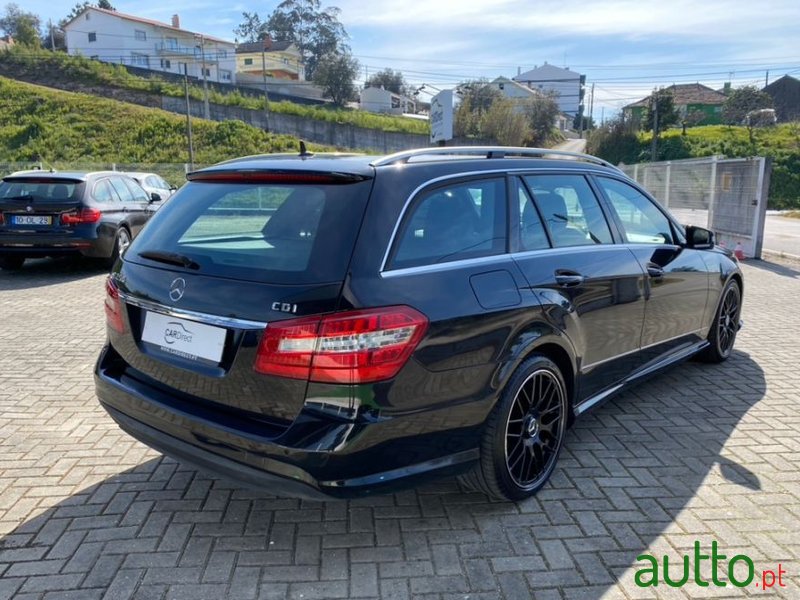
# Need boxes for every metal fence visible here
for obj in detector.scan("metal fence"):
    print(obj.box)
[620,156,771,258]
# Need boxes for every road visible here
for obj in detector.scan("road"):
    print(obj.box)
[763,214,800,257]
[553,138,587,153]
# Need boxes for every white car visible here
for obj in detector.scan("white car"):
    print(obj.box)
[126,172,176,202]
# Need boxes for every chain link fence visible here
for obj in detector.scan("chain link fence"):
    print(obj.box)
[620,156,771,258]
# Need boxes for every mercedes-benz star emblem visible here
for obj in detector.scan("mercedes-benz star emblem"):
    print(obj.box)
[169,277,186,302]
[25,206,33,213]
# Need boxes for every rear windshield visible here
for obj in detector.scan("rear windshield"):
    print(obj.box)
[126,179,373,284]
[0,180,82,201]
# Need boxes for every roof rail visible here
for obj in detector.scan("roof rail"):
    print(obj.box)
[370,146,621,172]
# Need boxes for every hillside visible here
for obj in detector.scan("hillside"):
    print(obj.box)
[0,76,329,183]
[0,47,428,136]
[589,123,800,209]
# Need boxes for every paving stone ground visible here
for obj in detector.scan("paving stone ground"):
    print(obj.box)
[0,257,798,599]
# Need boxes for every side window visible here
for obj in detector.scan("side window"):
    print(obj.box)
[597,177,674,245]
[517,180,549,251]
[122,177,150,202]
[391,178,506,269]
[524,174,613,248]
[93,179,118,203]
[108,178,135,203]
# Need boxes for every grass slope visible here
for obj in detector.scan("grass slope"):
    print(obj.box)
[0,47,429,135]
[0,76,332,183]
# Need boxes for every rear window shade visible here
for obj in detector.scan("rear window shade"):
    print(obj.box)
[126,179,372,284]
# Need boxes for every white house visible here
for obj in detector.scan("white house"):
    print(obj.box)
[513,62,584,117]
[63,8,237,84]
[360,86,416,115]
[488,76,543,103]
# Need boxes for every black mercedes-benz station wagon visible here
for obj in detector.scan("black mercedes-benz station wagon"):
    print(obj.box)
[0,170,162,270]
[94,147,743,501]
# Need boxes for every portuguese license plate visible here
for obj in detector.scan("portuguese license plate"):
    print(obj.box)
[141,311,226,365]
[13,215,52,226]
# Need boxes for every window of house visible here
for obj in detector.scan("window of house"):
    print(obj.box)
[244,58,253,66]
[220,69,231,81]
[203,68,211,77]
[134,30,146,41]
[160,59,171,69]
[88,32,96,42]
[523,174,612,248]
[218,49,227,59]
[390,178,506,269]
[596,177,674,245]
[131,53,150,68]
[85,12,90,20]
[166,37,178,49]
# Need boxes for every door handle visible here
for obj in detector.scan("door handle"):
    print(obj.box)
[554,271,586,287]
[647,264,664,278]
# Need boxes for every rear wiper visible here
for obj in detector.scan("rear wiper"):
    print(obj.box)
[138,250,200,270]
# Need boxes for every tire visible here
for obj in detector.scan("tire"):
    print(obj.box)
[108,227,131,267]
[0,256,25,271]
[698,280,741,363]
[460,355,569,501]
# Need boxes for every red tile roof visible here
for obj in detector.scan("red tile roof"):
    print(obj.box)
[63,7,233,46]
[625,83,727,109]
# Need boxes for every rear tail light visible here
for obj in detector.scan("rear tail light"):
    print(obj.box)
[104,277,125,333]
[0,213,4,225]
[61,208,102,225]
[254,306,428,384]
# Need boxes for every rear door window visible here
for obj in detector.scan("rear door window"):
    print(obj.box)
[109,177,135,203]
[523,174,613,247]
[93,179,118,203]
[390,178,506,269]
[127,179,372,284]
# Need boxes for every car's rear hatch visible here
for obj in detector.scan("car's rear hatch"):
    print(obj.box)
[0,176,85,234]
[106,167,374,427]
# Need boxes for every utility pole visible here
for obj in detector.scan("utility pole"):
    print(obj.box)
[48,19,55,50]
[183,63,195,170]
[765,70,770,87]
[601,107,605,126]
[588,82,595,131]
[651,89,659,162]
[261,47,271,132]
[199,34,210,120]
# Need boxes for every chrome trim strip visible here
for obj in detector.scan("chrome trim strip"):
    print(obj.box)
[380,253,513,278]
[574,339,708,416]
[119,293,268,330]
[580,329,705,372]
[379,167,614,273]
[510,244,624,261]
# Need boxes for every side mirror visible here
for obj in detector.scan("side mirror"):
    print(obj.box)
[149,192,163,203]
[686,225,714,249]
[169,185,177,191]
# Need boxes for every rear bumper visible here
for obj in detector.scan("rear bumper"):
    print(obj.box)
[0,236,105,258]
[94,345,484,498]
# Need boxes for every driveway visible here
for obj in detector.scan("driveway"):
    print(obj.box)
[0,258,798,599]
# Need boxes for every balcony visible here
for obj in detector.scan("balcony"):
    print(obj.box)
[155,42,219,63]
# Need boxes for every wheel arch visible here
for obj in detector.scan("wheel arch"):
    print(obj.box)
[496,325,578,424]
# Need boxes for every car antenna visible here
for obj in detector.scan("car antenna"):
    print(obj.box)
[298,140,314,158]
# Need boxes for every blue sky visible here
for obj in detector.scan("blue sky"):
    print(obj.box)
[20,0,800,118]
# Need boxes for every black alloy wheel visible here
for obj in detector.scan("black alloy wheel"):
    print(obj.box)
[699,280,741,363]
[461,355,568,501]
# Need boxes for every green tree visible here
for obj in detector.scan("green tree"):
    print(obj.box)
[265,0,348,80]
[586,116,641,165]
[365,68,408,96]
[233,11,264,43]
[0,3,41,46]
[722,85,773,125]
[522,92,560,146]
[453,80,501,138]
[313,51,358,106]
[480,97,530,146]
[642,88,679,133]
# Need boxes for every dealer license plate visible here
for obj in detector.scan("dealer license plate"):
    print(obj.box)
[141,311,226,365]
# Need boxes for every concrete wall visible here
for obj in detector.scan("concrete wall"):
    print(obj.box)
[162,95,433,152]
